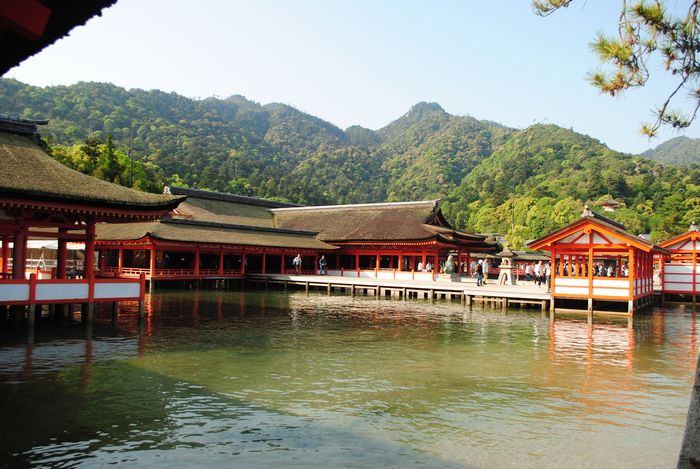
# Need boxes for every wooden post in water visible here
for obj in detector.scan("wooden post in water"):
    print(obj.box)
[112,301,119,324]
[27,304,35,326]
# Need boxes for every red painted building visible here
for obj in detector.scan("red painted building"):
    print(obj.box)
[96,189,496,283]
[0,116,183,319]
[659,222,699,298]
[96,188,335,281]
[272,200,497,281]
[528,207,668,315]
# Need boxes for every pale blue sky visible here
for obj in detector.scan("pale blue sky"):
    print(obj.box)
[5,0,698,154]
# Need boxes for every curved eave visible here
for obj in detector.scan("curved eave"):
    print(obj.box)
[0,196,182,222]
[660,230,699,249]
[528,217,667,254]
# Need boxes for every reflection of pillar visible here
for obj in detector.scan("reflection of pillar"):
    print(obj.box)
[80,323,93,393]
[193,290,200,328]
[23,328,34,380]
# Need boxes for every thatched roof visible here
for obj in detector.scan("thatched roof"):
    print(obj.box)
[1,0,117,75]
[272,200,495,250]
[168,186,291,228]
[0,131,184,217]
[96,219,336,250]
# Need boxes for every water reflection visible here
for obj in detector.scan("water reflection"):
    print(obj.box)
[0,290,696,468]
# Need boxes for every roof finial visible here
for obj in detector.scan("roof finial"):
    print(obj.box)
[582,205,593,218]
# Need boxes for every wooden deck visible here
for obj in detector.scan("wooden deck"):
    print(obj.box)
[248,273,552,310]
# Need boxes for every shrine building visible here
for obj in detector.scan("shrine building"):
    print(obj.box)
[528,206,668,315]
[659,222,699,300]
[0,116,184,321]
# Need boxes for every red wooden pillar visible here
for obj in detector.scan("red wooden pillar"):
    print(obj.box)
[281,254,285,274]
[617,255,622,276]
[262,252,267,274]
[117,247,123,276]
[693,247,698,295]
[628,248,636,310]
[12,229,26,279]
[1,235,8,274]
[660,255,665,292]
[219,250,224,276]
[375,253,380,276]
[355,253,359,272]
[551,246,557,296]
[241,253,247,274]
[56,228,68,279]
[315,253,319,274]
[588,247,594,299]
[194,247,200,276]
[149,245,157,279]
[84,220,96,279]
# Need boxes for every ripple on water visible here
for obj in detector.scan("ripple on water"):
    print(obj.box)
[0,291,694,468]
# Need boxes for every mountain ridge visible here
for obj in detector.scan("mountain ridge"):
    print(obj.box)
[0,78,697,244]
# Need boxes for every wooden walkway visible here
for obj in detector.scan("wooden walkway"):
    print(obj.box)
[248,274,551,310]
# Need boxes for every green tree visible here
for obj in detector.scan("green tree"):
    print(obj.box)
[534,1,700,136]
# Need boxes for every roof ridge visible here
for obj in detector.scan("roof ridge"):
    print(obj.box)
[167,186,301,209]
[271,199,441,212]
[163,217,318,236]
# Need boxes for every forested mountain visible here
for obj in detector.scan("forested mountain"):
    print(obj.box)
[642,136,700,167]
[1,78,698,245]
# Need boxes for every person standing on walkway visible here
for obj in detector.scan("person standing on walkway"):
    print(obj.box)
[293,254,302,274]
[476,261,484,286]
[534,261,543,286]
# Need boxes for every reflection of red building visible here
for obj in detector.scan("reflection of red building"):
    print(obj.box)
[528,207,668,315]
[0,117,183,319]
[659,222,699,298]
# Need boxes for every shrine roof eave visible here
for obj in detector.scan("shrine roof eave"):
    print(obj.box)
[527,216,668,254]
[96,220,336,251]
[659,230,699,249]
[0,196,181,222]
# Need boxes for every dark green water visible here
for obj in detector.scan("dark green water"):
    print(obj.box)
[0,289,696,468]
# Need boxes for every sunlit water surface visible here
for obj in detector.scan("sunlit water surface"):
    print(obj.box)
[0,289,697,468]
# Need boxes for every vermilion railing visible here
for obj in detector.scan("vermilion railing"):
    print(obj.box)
[102,267,243,279]
[0,273,145,305]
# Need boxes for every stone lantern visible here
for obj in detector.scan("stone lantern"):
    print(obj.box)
[497,244,517,286]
